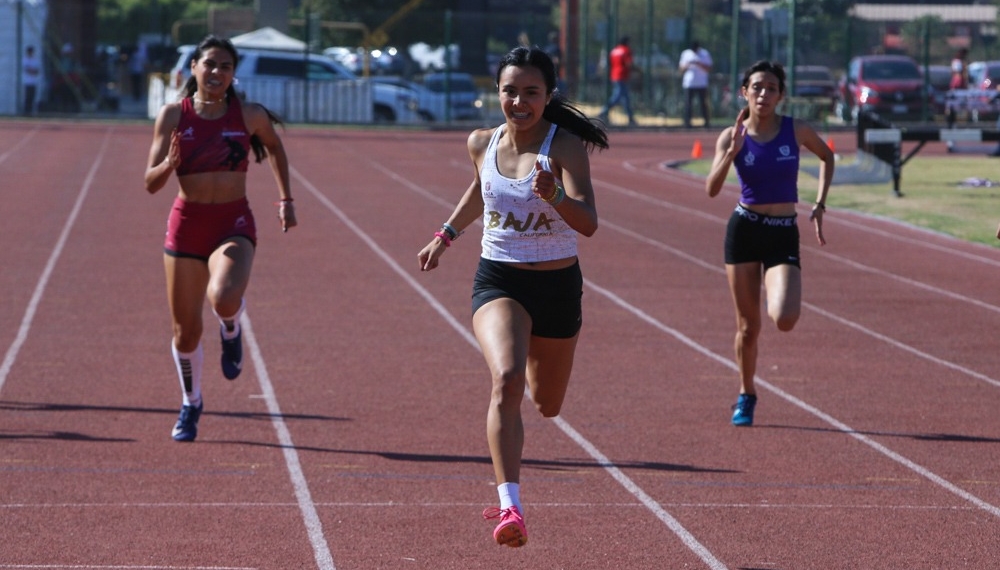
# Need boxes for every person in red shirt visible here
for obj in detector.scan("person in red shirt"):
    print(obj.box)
[597,36,638,126]
[949,48,969,90]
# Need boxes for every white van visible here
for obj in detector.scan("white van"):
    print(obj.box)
[166,45,420,124]
[373,73,484,122]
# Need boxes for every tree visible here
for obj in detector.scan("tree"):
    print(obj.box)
[97,0,245,46]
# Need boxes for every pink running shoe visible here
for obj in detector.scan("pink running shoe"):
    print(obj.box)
[482,506,528,547]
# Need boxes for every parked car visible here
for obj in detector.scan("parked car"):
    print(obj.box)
[170,45,418,123]
[835,54,926,124]
[323,46,408,76]
[323,46,361,72]
[792,65,836,111]
[421,73,483,121]
[374,72,483,122]
[966,60,1000,121]
[793,65,836,98]
[923,64,952,115]
[968,60,1000,90]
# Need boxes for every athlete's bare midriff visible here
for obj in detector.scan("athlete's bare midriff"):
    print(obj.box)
[739,201,797,217]
[504,255,578,271]
[177,172,247,204]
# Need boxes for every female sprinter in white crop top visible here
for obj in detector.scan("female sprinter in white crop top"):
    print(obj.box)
[418,46,608,548]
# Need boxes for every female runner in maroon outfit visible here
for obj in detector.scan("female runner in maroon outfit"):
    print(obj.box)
[144,36,296,442]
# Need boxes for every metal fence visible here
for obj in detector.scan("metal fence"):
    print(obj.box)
[314,2,999,126]
[20,2,1000,126]
[148,75,375,123]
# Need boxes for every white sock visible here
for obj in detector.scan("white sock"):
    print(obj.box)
[172,341,204,407]
[214,298,245,339]
[497,482,521,512]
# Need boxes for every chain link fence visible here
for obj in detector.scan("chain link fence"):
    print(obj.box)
[317,3,998,127]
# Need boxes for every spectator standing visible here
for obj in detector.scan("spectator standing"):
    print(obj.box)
[949,48,969,90]
[598,36,638,126]
[679,40,713,128]
[52,43,81,112]
[992,88,1000,156]
[544,31,564,92]
[22,45,41,116]
[129,42,149,101]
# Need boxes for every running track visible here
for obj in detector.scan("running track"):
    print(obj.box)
[1,120,998,569]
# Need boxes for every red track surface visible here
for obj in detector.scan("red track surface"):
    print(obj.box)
[1,121,998,570]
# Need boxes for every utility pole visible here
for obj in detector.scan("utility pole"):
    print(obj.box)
[560,0,579,97]
[685,0,694,47]
[730,0,740,114]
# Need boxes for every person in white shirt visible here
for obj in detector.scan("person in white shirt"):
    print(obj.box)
[679,40,713,128]
[22,45,41,116]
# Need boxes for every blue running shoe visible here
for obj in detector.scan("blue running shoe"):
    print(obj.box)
[172,403,203,442]
[731,393,757,427]
[220,326,243,380]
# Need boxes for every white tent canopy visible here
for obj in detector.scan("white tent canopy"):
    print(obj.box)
[230,27,306,52]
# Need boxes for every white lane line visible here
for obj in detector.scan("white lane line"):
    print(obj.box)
[808,246,1000,316]
[623,157,1000,268]
[291,168,476,347]
[592,167,1000,511]
[0,500,981,511]
[805,302,1000,388]
[600,216,1000,389]
[829,211,1000,268]
[0,131,110,396]
[241,313,335,570]
[551,416,728,569]
[592,178,1000,389]
[604,168,1000,315]
[291,166,729,570]
[587,280,1000,520]
[0,564,257,570]
[0,127,38,165]
[376,153,1000,526]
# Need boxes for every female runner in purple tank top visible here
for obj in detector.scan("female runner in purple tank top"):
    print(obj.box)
[144,36,296,442]
[705,60,835,427]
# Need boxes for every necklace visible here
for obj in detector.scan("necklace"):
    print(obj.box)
[193,95,226,105]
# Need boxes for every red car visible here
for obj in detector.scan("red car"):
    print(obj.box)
[836,55,927,124]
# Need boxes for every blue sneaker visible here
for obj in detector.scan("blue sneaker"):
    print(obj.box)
[171,403,203,442]
[731,394,757,427]
[220,326,243,380]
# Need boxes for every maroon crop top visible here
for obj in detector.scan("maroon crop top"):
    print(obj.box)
[175,96,251,176]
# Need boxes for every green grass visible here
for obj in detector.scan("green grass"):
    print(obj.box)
[681,153,1000,247]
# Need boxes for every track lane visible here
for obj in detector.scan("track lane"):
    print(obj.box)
[1,124,998,569]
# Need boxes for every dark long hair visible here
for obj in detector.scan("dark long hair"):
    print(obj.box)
[181,35,283,164]
[495,46,609,152]
[741,60,787,94]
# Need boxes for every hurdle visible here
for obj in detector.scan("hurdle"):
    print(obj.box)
[857,111,1000,197]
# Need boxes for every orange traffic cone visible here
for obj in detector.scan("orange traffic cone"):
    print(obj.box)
[691,139,703,159]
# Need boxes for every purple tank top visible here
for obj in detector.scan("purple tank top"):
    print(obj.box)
[734,115,799,205]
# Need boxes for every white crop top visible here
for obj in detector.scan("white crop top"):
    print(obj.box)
[479,123,577,263]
